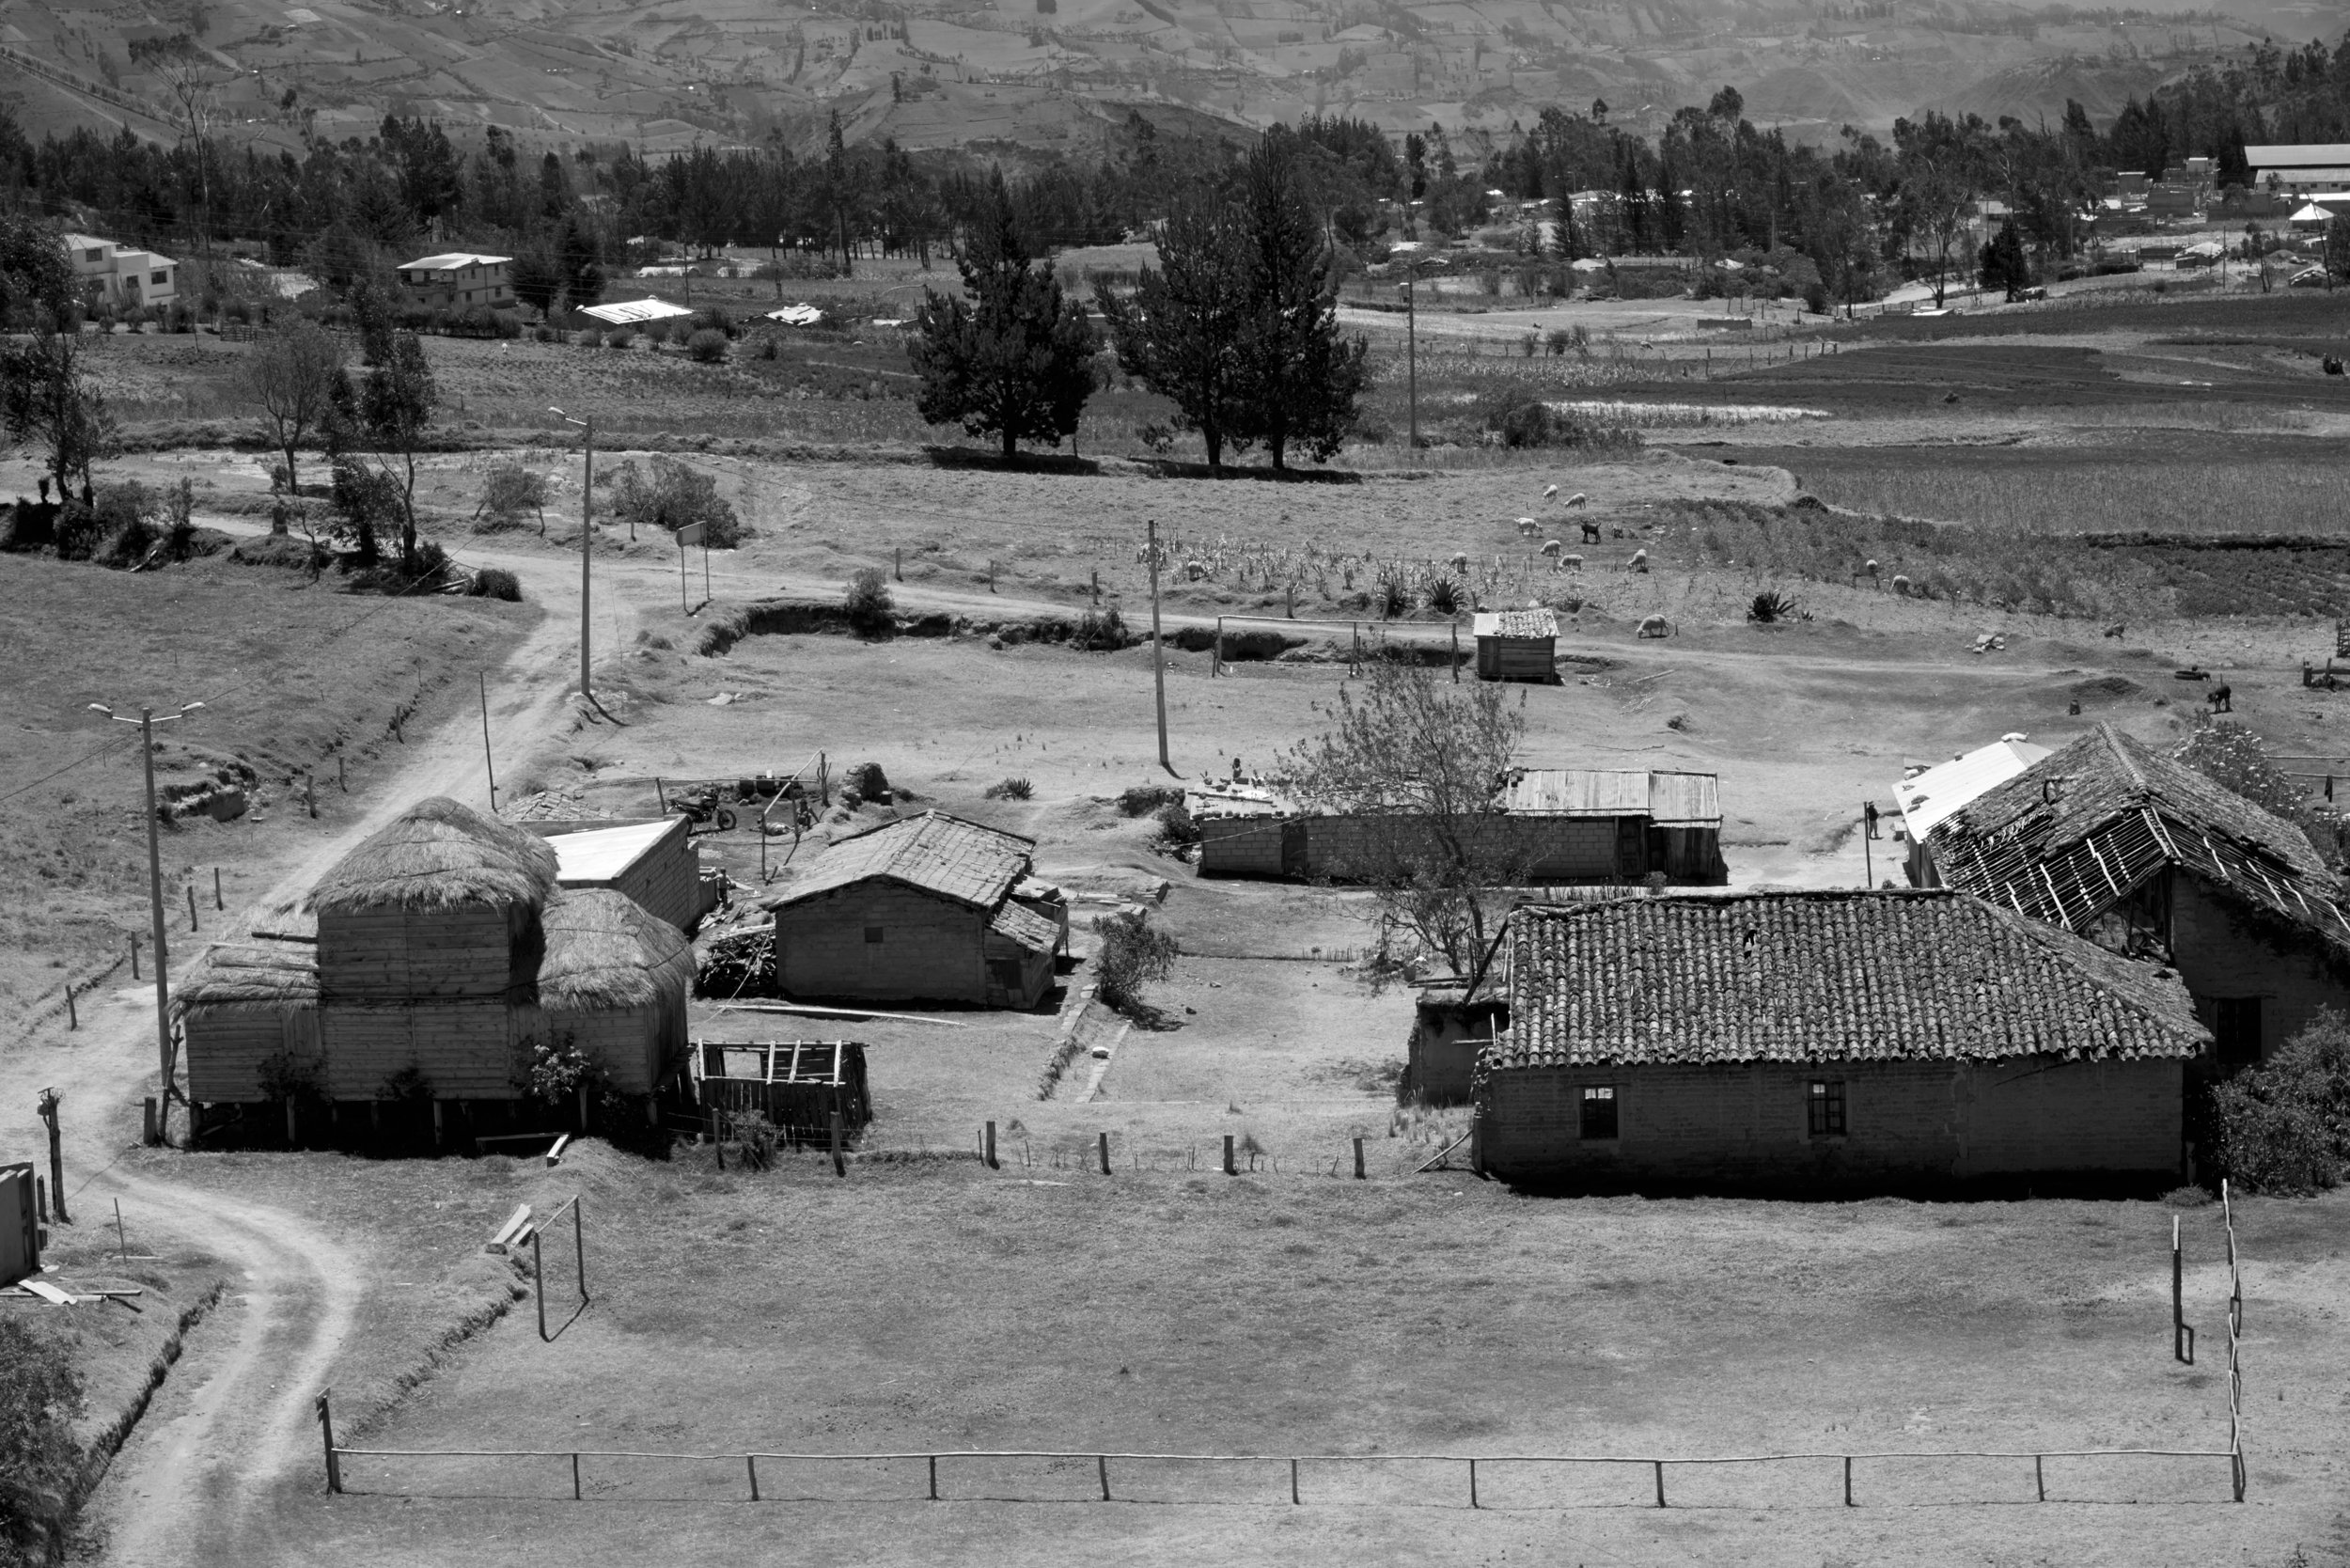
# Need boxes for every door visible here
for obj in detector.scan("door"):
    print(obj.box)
[1281,820,1309,879]
[1615,818,1647,880]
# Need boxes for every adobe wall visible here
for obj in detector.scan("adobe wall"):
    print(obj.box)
[1473,1056,2185,1188]
[2169,874,2350,1062]
[774,884,989,1002]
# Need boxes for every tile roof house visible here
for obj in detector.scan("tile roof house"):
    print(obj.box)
[1471,889,2207,1190]
[1926,725,2350,1067]
[759,811,1062,1007]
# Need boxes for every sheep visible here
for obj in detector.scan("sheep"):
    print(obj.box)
[1637,614,1670,638]
[1559,554,1584,572]
[2102,622,2125,639]
[1449,552,1469,572]
[1628,548,1649,572]
[1183,558,1209,581]
[1515,517,1542,539]
[1889,574,1912,597]
[1542,540,1565,569]
[1564,492,1588,509]
[1579,520,1602,544]
[1543,483,1559,500]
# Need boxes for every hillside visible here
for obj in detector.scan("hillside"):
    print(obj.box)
[0,0,2295,156]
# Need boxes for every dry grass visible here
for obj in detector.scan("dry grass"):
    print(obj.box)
[1792,456,2350,540]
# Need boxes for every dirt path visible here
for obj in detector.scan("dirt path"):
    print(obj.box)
[60,531,603,1565]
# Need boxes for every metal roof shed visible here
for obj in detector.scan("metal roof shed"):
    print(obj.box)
[1472,607,1559,683]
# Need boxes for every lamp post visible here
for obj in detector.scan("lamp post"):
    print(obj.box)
[88,700,204,1146]
[550,407,594,699]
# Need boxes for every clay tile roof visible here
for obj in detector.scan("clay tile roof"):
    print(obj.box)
[1473,608,1559,640]
[761,810,1034,912]
[1927,725,2350,947]
[989,901,1060,953]
[1488,888,2209,1071]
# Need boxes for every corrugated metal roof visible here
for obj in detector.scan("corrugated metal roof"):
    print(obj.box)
[579,296,696,324]
[1487,889,2209,1071]
[1473,608,1559,640]
[1184,782,1293,820]
[1895,739,2052,841]
[2248,143,2350,166]
[761,811,1033,912]
[399,252,512,272]
[1502,770,1722,826]
[543,820,675,883]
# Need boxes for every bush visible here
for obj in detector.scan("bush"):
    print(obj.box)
[0,1315,86,1566]
[469,566,523,602]
[94,480,158,565]
[573,329,600,349]
[478,463,549,531]
[2211,1011,2350,1193]
[1071,604,1129,651]
[1747,588,1799,623]
[843,567,894,635]
[690,306,735,337]
[984,776,1034,800]
[1091,908,1178,1013]
[1117,784,1181,817]
[686,327,728,364]
[1152,800,1199,847]
[640,320,672,347]
[609,457,743,546]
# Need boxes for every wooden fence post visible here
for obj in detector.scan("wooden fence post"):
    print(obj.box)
[1353,1137,1365,1179]
[830,1105,845,1178]
[746,1454,760,1501]
[2034,1453,2045,1502]
[64,984,75,1030]
[1223,1134,1236,1175]
[213,867,223,909]
[1843,1455,1854,1506]
[1653,1459,1667,1507]
[315,1391,342,1494]
[571,1451,583,1500]
[1467,1457,1479,1509]
[1098,1131,1111,1175]
[186,884,197,931]
[984,1121,997,1168]
[1097,1454,1110,1501]
[130,934,138,979]
[1290,1457,1301,1505]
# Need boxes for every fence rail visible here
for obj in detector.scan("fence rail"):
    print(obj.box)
[316,1409,2243,1510]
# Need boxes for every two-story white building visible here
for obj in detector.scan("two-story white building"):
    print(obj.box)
[394,252,514,310]
[65,232,179,308]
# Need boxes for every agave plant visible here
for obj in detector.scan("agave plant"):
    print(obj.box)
[1747,588,1800,624]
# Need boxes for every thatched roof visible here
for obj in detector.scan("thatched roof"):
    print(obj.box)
[174,940,321,1018]
[538,888,694,1012]
[307,796,560,917]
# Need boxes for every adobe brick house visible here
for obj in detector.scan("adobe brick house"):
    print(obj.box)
[1402,981,1508,1104]
[1471,890,2208,1192]
[760,812,1060,1008]
[1187,769,1723,884]
[1926,725,2350,1068]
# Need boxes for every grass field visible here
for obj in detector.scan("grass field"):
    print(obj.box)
[0,550,537,1039]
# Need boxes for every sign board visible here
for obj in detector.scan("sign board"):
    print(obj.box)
[673,523,705,548]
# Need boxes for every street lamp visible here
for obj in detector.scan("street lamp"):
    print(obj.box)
[88,699,205,1145]
[550,407,594,700]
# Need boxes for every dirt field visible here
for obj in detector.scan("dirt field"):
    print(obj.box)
[9,312,2350,1568]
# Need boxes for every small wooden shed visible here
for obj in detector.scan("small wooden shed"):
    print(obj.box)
[689,1040,872,1140]
[533,888,695,1095]
[534,817,703,933]
[1473,607,1559,682]
[177,936,323,1104]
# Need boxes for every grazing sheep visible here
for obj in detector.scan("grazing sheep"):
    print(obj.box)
[1637,614,1670,638]
[1183,559,1208,581]
[1864,558,1880,578]
[1559,554,1584,571]
[1579,520,1602,543]
[1515,517,1542,539]
[1890,573,1912,597]
[1449,552,1469,572]
[2102,622,2125,639]
[1543,483,1559,500]
[1565,492,1588,509]
[1628,548,1649,572]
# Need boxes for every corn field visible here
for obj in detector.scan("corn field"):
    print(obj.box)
[1118,532,1594,616]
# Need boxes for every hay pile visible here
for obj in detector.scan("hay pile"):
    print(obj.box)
[308,796,559,917]
[539,888,694,1011]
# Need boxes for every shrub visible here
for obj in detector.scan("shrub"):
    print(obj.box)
[686,328,728,364]
[469,566,523,602]
[2211,1011,2350,1193]
[1152,800,1199,847]
[0,1315,86,1565]
[1747,588,1799,623]
[691,306,735,337]
[1118,784,1181,816]
[1071,604,1129,651]
[534,324,556,344]
[606,325,635,350]
[1091,908,1178,1013]
[609,457,743,546]
[1373,564,1414,619]
[51,501,103,561]
[573,329,600,349]
[984,776,1034,800]
[94,479,158,564]
[640,320,672,347]
[1426,575,1464,615]
[478,463,549,531]
[843,567,894,635]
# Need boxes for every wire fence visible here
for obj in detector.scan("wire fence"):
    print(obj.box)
[314,1424,2245,1511]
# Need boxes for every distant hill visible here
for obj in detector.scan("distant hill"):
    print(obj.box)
[0,0,2294,157]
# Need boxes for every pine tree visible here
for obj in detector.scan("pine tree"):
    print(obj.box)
[1980,219,2032,300]
[1095,196,1252,467]
[1230,132,1368,471]
[909,171,1097,461]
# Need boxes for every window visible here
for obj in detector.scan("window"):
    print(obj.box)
[150,270,166,285]
[1808,1079,1846,1137]
[2213,997,2262,1070]
[864,926,885,945]
[1579,1084,1618,1141]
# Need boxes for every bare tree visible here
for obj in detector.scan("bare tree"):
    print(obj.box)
[243,321,346,513]
[0,329,118,500]
[1281,655,1533,983]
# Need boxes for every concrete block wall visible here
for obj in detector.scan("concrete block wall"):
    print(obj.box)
[1474,1056,2184,1186]
[775,884,989,1002]
[2169,874,2350,1062]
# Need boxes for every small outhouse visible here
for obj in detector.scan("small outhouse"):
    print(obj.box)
[1473,607,1559,682]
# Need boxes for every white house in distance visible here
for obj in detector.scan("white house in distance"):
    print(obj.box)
[395,252,514,310]
[1893,733,2052,887]
[65,233,178,308]
[2248,144,2350,196]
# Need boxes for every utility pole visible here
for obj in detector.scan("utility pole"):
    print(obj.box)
[88,700,204,1145]
[1402,270,1419,448]
[1146,517,1171,776]
[551,408,594,698]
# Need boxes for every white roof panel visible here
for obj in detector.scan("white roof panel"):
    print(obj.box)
[1895,738,2052,840]
[547,819,676,882]
[400,252,512,272]
[581,296,696,324]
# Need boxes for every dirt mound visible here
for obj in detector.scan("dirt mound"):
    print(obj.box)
[2069,674,2144,702]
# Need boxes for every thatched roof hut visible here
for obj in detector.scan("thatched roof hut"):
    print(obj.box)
[535,888,694,1094]
[176,939,322,1104]
[307,796,559,917]
[540,888,695,1011]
